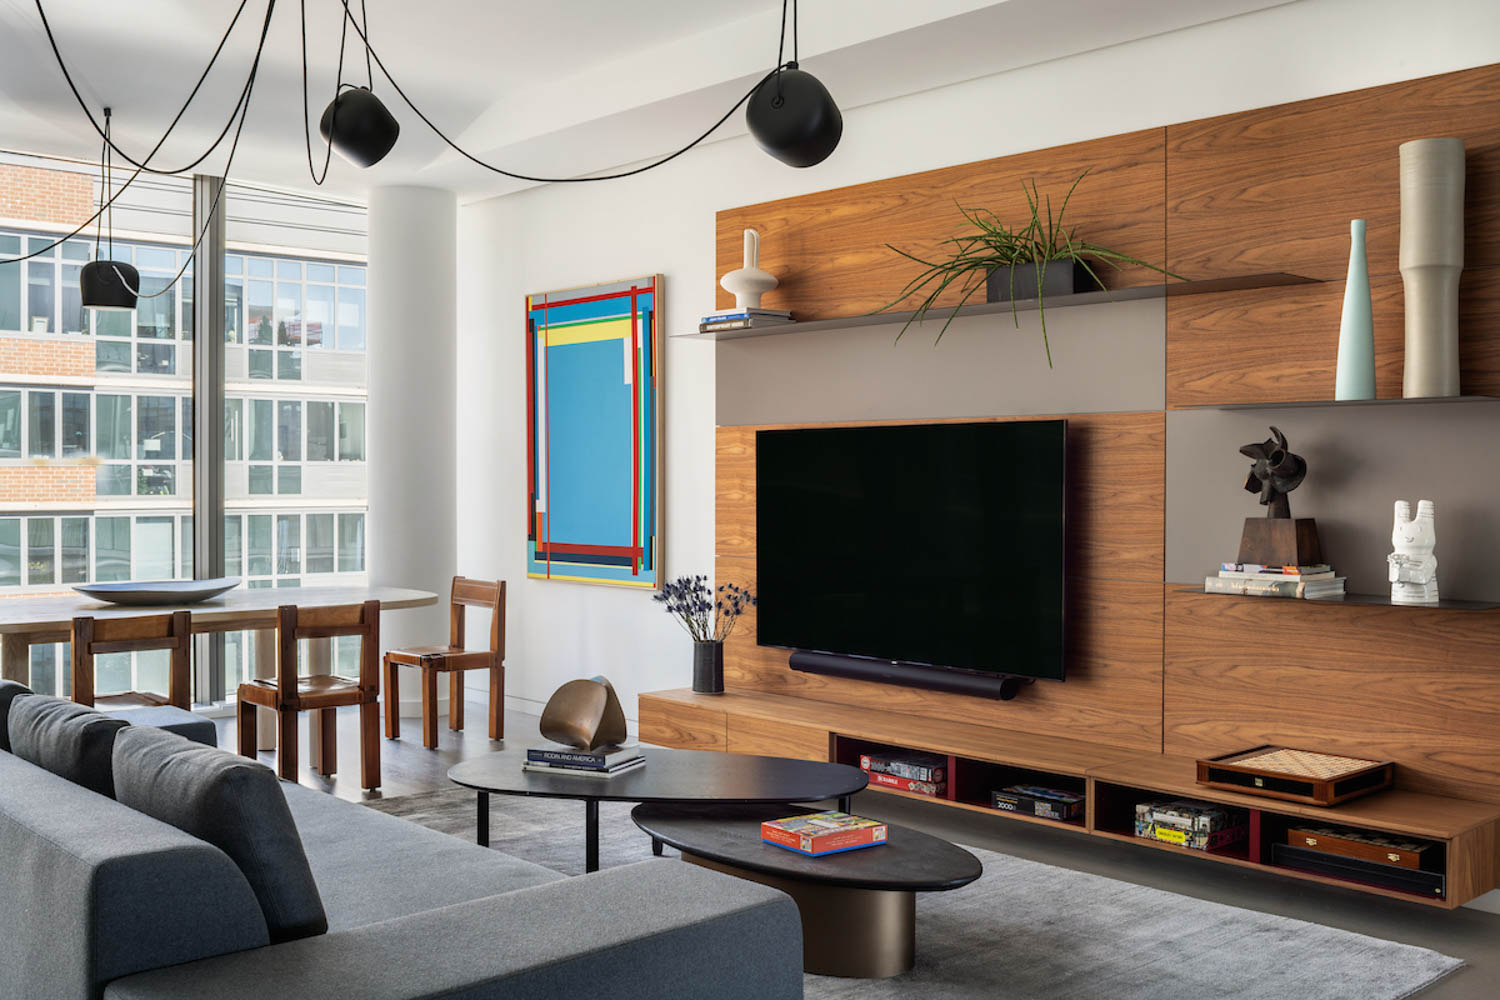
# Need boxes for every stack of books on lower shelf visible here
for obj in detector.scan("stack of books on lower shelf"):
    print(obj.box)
[761,811,888,857]
[859,749,947,798]
[1204,562,1346,600]
[698,307,793,333]
[523,742,644,777]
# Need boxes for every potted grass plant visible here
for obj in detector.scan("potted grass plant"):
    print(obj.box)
[655,575,756,694]
[879,168,1183,366]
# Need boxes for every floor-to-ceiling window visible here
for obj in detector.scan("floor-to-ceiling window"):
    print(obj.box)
[0,152,368,700]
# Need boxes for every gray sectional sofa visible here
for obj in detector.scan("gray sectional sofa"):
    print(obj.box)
[0,682,804,1000]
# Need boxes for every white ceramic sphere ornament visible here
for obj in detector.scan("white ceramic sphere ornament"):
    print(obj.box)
[719,229,778,309]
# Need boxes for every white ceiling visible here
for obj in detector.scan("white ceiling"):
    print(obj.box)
[0,0,1291,204]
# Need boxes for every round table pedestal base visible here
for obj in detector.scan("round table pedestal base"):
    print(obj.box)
[684,853,916,979]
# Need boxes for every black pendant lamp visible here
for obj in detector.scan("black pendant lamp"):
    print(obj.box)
[746,62,842,168]
[746,0,841,168]
[82,108,138,312]
[319,86,400,168]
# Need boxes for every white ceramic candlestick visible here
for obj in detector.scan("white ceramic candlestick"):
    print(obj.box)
[719,228,777,309]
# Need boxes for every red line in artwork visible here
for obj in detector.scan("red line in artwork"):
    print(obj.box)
[525,299,535,540]
[530,286,644,311]
[535,542,644,557]
[631,286,640,576]
[543,300,552,579]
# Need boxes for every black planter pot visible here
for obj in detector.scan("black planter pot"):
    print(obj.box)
[985,260,1100,303]
[692,641,725,695]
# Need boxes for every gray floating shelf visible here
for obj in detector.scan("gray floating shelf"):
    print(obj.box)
[1179,587,1500,611]
[679,272,1321,342]
[1179,395,1500,411]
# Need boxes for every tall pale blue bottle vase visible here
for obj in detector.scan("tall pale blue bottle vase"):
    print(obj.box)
[1335,219,1376,400]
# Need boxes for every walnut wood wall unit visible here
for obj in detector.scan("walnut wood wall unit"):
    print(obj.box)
[1163,589,1500,805]
[1164,64,1500,406]
[715,129,1168,321]
[716,411,1166,752]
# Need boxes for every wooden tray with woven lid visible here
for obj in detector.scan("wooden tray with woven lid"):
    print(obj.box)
[1195,745,1394,806]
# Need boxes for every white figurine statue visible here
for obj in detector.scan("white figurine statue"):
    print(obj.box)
[719,228,777,309]
[1388,499,1439,605]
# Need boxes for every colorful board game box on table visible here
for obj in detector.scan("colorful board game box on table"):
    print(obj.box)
[761,812,889,857]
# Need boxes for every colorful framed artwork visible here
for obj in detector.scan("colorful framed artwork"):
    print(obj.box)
[526,276,662,588]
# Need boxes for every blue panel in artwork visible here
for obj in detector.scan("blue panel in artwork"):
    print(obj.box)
[545,338,632,546]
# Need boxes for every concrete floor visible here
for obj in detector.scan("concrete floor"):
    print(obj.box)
[220,702,1500,999]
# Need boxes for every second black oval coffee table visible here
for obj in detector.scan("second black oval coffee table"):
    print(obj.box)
[447,747,867,873]
[633,802,983,978]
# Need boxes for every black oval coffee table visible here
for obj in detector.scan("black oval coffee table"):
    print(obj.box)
[447,747,867,873]
[632,802,982,979]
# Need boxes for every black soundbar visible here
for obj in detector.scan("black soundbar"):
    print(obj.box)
[787,650,1034,701]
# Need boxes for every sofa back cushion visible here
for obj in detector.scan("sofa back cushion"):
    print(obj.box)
[9,695,129,796]
[113,725,329,942]
[0,680,32,752]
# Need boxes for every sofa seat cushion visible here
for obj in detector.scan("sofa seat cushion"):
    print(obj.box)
[113,726,329,943]
[280,781,565,930]
[0,680,32,752]
[9,694,129,797]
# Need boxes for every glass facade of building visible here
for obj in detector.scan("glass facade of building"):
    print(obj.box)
[0,161,369,698]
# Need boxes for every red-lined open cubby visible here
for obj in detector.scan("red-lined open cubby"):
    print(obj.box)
[832,734,1088,829]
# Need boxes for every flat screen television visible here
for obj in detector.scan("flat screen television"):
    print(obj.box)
[756,419,1067,690]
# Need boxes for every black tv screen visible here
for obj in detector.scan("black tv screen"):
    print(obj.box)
[756,420,1066,682]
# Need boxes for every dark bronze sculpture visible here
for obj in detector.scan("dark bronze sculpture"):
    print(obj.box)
[1240,425,1306,519]
[539,675,628,751]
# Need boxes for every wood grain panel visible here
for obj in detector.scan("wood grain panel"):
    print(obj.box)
[639,695,726,751]
[716,129,1167,320]
[1164,589,1500,803]
[726,714,831,762]
[1167,266,1500,407]
[1167,64,1500,282]
[643,689,1142,776]
[718,559,1164,752]
[1449,824,1498,907]
[717,412,1164,583]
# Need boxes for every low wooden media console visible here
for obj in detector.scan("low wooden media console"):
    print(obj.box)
[639,689,1500,909]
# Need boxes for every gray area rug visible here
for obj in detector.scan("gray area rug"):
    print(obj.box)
[366,787,1461,999]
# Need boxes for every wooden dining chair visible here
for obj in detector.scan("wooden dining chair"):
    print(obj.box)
[237,600,382,790]
[384,576,506,749]
[71,611,191,710]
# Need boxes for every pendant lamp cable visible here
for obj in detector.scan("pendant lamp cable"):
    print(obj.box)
[300,0,350,185]
[361,0,373,91]
[333,2,786,183]
[35,0,255,175]
[9,0,266,266]
[104,109,113,258]
[113,0,276,299]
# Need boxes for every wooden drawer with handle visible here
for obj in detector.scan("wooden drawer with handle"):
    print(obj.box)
[1286,826,1435,870]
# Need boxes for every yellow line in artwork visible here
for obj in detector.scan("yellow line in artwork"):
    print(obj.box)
[540,317,633,347]
[527,571,656,587]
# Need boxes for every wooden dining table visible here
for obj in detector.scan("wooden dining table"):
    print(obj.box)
[0,584,437,770]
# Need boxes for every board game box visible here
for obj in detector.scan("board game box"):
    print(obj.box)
[761,811,889,857]
[1134,799,1247,851]
[991,785,1085,821]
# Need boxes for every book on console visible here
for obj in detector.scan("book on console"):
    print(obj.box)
[526,742,642,769]
[522,757,646,778]
[698,316,796,333]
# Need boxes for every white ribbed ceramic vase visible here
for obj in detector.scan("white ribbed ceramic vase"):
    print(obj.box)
[1399,138,1465,398]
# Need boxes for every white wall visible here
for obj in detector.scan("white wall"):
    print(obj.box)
[459,0,1500,721]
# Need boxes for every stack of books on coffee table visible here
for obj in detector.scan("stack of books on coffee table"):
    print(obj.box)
[523,743,645,777]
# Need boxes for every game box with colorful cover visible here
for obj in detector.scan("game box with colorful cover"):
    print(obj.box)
[991,785,1085,821]
[760,811,889,857]
[1135,799,1248,851]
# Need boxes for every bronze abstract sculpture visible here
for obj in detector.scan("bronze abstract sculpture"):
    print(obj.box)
[1240,425,1306,519]
[539,676,628,751]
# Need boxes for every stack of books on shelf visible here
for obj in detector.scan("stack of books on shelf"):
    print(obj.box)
[761,811,888,857]
[1204,562,1346,600]
[523,742,644,777]
[859,749,947,798]
[698,307,793,333]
